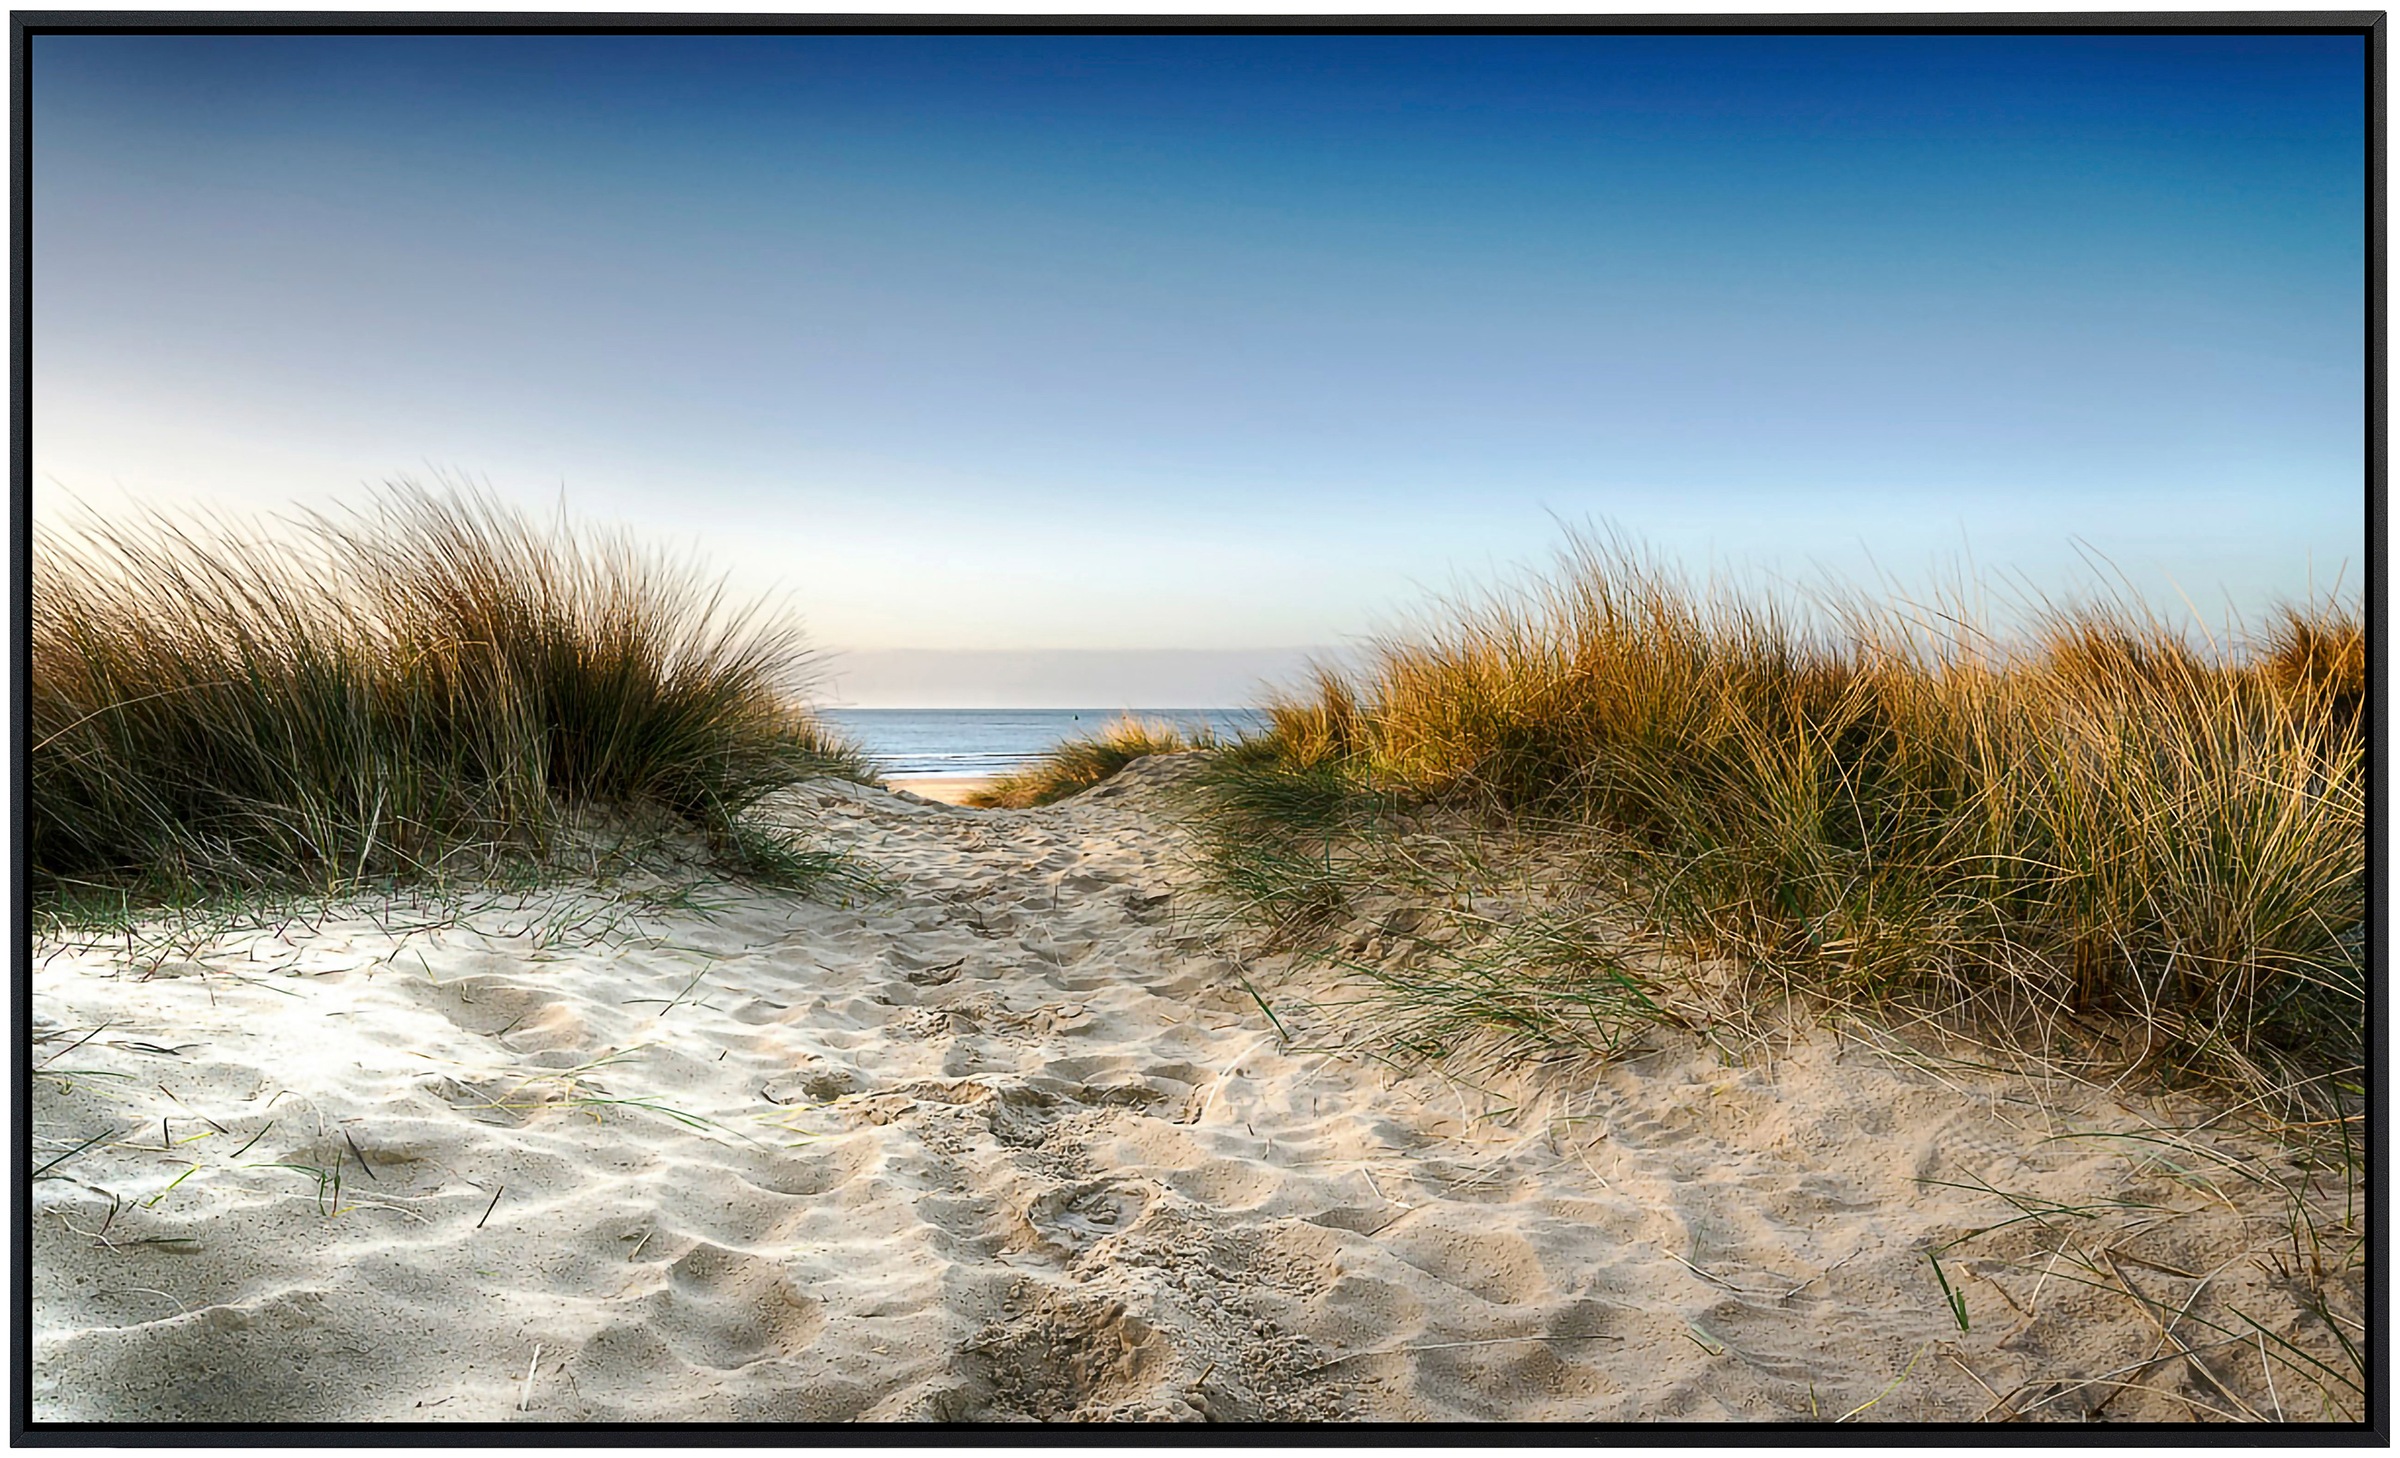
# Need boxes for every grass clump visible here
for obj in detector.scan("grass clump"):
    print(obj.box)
[1190,531,2364,1106]
[965,715,1218,808]
[1178,749,1395,939]
[33,482,875,907]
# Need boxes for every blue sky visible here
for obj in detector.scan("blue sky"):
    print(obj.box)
[33,33,2367,699]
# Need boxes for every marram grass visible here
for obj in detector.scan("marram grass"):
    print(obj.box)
[965,715,1218,808]
[1189,532,2364,1097]
[33,483,873,904]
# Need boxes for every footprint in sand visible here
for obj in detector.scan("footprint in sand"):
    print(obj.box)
[761,1062,860,1105]
[1022,1180,1154,1257]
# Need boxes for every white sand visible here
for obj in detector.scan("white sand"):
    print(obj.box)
[882,775,998,806]
[31,755,2362,1423]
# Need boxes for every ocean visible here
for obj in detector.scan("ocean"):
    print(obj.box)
[818,708,1269,779]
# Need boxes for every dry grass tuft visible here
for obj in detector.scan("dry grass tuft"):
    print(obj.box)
[965,715,1217,808]
[1187,531,2365,1109]
[33,482,873,907]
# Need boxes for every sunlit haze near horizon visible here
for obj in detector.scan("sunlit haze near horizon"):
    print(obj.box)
[33,33,2367,705]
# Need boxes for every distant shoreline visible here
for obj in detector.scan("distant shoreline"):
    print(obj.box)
[821,707,1267,782]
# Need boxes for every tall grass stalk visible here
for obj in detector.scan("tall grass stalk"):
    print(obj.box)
[1193,532,2364,1097]
[33,483,871,904]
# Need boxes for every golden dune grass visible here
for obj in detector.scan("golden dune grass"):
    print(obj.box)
[33,483,870,905]
[1191,533,2363,1102]
[966,715,1219,808]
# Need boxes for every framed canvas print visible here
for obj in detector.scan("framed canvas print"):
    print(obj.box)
[16,10,2380,1439]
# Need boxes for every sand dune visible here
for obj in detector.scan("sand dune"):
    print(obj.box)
[31,756,2361,1423]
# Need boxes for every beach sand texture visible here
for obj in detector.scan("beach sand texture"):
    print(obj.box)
[32,756,2358,1423]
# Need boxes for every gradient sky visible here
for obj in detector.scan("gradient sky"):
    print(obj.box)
[32,33,2369,691]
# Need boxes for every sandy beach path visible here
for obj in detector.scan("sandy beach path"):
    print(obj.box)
[31,757,2359,1423]
[879,775,996,806]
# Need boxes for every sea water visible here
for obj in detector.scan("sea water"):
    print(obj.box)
[818,708,1269,780]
